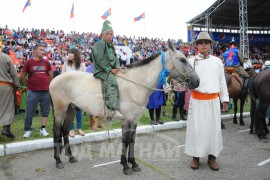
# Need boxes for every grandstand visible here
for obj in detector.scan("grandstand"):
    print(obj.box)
[186,0,270,58]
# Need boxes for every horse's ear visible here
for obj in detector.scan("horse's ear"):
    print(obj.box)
[168,40,176,52]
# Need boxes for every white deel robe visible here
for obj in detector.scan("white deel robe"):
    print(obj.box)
[185,54,229,158]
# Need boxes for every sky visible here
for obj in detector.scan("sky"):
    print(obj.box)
[0,0,217,41]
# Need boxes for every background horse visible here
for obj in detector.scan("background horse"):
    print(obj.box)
[249,70,270,141]
[222,68,256,129]
[49,41,200,175]
[224,69,247,126]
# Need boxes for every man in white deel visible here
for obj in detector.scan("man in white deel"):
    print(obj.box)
[185,32,229,171]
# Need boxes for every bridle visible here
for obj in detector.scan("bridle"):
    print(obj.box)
[168,51,194,87]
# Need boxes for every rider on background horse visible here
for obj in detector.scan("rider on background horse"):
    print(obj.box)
[223,38,250,95]
[90,20,124,119]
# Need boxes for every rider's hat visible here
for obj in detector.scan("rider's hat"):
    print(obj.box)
[230,37,236,45]
[101,20,113,35]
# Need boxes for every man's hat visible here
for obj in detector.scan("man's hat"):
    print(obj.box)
[101,20,113,35]
[265,61,270,66]
[192,32,216,46]
[230,37,236,45]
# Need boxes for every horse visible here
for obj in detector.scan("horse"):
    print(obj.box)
[49,41,200,175]
[249,70,270,141]
[223,68,248,127]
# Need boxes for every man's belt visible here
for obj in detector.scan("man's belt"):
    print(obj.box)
[191,90,219,100]
[0,82,13,87]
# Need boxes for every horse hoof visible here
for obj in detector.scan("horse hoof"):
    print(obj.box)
[249,131,254,134]
[221,125,226,129]
[132,166,142,172]
[56,163,64,169]
[69,157,78,163]
[233,121,237,124]
[260,138,268,143]
[240,123,245,126]
[123,169,133,175]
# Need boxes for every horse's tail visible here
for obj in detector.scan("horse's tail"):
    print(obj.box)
[49,92,56,124]
[249,76,258,101]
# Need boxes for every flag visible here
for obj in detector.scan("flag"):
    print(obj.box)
[70,3,74,19]
[101,8,111,20]
[134,12,145,22]
[23,0,31,12]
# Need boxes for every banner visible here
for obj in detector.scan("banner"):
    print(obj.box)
[188,30,270,45]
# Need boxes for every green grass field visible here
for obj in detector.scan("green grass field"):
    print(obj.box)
[0,97,250,144]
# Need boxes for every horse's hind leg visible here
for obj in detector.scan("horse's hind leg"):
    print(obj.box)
[233,98,238,124]
[54,115,64,169]
[128,123,141,172]
[221,119,226,129]
[62,104,78,163]
[121,124,133,175]
[239,97,245,126]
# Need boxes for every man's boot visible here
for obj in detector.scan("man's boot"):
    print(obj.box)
[1,125,15,138]
[98,117,105,129]
[208,155,219,171]
[90,116,99,130]
[191,157,199,170]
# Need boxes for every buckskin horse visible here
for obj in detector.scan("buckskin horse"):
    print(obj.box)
[249,70,270,141]
[49,41,200,175]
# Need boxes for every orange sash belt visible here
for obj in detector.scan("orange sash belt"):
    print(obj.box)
[0,82,13,87]
[191,90,219,100]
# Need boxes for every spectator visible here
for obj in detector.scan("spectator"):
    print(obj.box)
[62,48,86,137]
[172,79,186,121]
[21,44,53,138]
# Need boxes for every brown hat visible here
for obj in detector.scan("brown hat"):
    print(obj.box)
[192,32,216,46]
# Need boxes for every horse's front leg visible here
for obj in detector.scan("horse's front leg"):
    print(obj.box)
[233,98,238,124]
[256,102,268,141]
[63,104,78,163]
[239,97,245,126]
[128,123,141,172]
[121,124,133,175]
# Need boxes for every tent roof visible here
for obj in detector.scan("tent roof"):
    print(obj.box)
[187,0,270,29]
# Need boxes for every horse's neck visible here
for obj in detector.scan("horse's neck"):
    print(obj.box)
[127,52,173,90]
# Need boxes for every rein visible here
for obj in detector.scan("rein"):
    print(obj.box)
[115,51,193,91]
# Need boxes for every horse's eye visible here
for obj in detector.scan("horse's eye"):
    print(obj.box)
[180,58,187,63]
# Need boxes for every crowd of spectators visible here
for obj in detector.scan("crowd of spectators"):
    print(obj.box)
[0,26,183,71]
[1,25,269,72]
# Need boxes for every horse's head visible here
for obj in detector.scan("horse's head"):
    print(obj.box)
[167,40,200,89]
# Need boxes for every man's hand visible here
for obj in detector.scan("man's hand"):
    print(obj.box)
[221,102,229,112]
[111,69,119,75]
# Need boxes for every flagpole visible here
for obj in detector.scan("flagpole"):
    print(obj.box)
[73,17,75,35]
[144,15,146,38]
[30,4,32,30]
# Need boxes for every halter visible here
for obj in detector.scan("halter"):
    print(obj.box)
[168,51,194,87]
[116,51,195,91]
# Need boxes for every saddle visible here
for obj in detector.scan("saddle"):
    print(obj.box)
[225,67,243,88]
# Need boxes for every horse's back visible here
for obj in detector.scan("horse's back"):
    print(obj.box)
[50,72,103,114]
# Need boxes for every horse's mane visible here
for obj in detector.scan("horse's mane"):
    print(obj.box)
[126,53,161,69]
